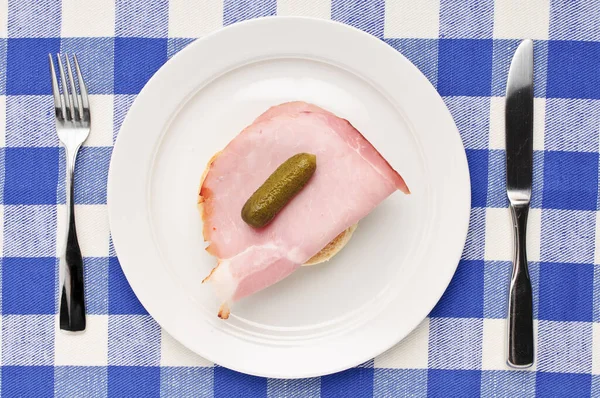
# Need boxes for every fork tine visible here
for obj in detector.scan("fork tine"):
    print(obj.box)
[73,54,89,120]
[56,54,74,121]
[49,54,66,120]
[65,54,81,121]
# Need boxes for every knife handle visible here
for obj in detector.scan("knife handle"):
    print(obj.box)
[507,203,534,368]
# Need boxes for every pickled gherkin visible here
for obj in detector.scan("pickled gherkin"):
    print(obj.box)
[241,153,316,228]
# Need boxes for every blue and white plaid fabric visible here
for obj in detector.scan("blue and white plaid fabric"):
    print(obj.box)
[0,0,599,396]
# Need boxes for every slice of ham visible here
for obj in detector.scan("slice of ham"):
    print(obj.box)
[199,102,409,318]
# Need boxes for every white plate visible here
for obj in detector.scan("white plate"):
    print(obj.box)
[108,17,470,379]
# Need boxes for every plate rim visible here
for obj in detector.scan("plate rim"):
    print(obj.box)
[108,16,471,378]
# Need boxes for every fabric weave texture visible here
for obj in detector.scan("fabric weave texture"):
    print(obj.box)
[0,0,599,396]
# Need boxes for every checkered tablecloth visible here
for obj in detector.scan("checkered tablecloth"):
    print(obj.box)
[0,0,599,396]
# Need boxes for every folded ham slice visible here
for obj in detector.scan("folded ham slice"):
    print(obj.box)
[199,102,409,318]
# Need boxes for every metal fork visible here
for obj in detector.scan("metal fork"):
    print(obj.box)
[49,53,90,332]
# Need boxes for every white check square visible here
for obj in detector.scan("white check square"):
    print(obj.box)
[493,0,550,40]
[168,0,223,38]
[277,0,331,19]
[593,323,600,374]
[0,0,6,37]
[84,95,113,148]
[485,208,541,262]
[485,208,511,261]
[384,0,440,39]
[55,315,108,366]
[61,0,115,37]
[74,205,110,258]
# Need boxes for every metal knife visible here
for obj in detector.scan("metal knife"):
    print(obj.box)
[505,39,534,368]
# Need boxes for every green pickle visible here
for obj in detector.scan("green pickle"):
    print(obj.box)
[242,153,317,228]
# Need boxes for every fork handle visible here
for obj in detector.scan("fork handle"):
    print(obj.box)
[507,203,533,367]
[59,147,86,332]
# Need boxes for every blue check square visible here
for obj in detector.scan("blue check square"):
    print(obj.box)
[161,367,214,398]
[547,40,600,100]
[74,147,112,205]
[444,96,490,150]
[536,372,592,398]
[430,260,484,318]
[7,0,60,38]
[2,366,54,398]
[6,38,60,95]
[4,147,59,205]
[480,370,536,398]
[540,209,595,264]
[2,257,55,314]
[549,1,600,41]
[428,318,483,370]
[6,95,57,147]
[55,366,108,398]
[2,315,54,365]
[427,369,481,398]
[108,315,161,366]
[214,367,268,398]
[0,39,6,94]
[466,149,489,208]
[543,151,598,211]
[331,0,384,38]
[116,0,169,38]
[108,366,160,398]
[114,38,167,95]
[108,256,147,315]
[439,0,494,39]
[385,39,439,88]
[60,38,115,95]
[373,369,427,398]
[437,39,493,97]
[539,262,593,322]
[224,0,276,27]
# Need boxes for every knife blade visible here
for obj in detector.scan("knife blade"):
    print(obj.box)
[505,39,534,368]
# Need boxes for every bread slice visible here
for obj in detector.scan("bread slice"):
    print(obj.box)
[198,152,356,265]
[303,223,357,265]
